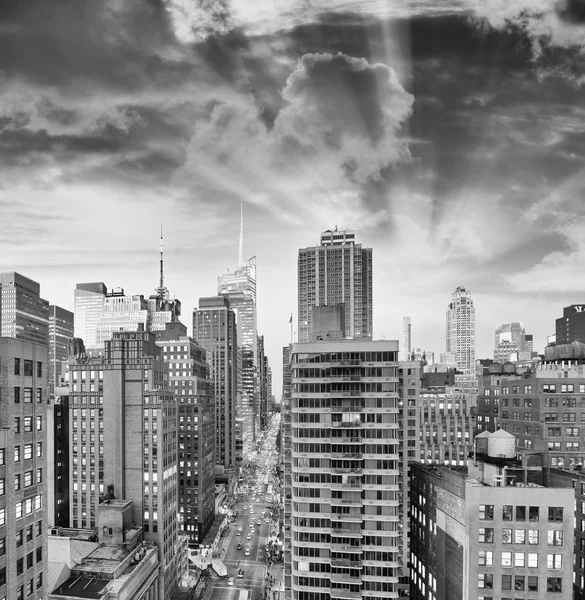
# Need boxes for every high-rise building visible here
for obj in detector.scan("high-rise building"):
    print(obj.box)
[74,282,107,349]
[258,335,267,430]
[95,290,151,348]
[298,228,373,343]
[67,328,180,597]
[556,304,585,345]
[193,296,238,475]
[282,346,291,402]
[445,286,476,376]
[0,338,48,600]
[0,272,49,346]
[155,322,216,547]
[48,305,73,393]
[410,431,574,600]
[288,338,400,599]
[401,317,411,361]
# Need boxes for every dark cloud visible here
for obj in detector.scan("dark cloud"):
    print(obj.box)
[556,0,585,23]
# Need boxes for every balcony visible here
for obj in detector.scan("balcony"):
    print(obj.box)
[331,406,363,412]
[330,558,362,568]
[330,482,363,491]
[331,572,362,585]
[330,497,362,506]
[331,512,362,521]
[331,543,362,554]
[332,467,362,474]
[331,421,362,428]
[331,452,363,460]
[330,528,362,538]
[330,589,362,600]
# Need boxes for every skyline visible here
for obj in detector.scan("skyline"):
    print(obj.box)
[2,0,585,392]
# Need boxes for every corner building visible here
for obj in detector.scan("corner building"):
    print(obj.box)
[0,338,48,600]
[289,339,400,600]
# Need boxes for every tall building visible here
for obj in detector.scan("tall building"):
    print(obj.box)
[48,305,73,393]
[47,386,70,529]
[258,335,267,430]
[298,228,373,343]
[445,286,476,376]
[401,317,411,361]
[0,272,49,347]
[74,282,107,350]
[410,431,574,600]
[0,338,48,600]
[556,304,585,345]
[218,209,259,444]
[282,346,291,402]
[155,322,216,547]
[288,338,400,600]
[95,290,151,348]
[67,328,180,597]
[193,296,238,475]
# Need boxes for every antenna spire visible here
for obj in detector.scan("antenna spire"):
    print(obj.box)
[156,225,168,301]
[238,203,244,266]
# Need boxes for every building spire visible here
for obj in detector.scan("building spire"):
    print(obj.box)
[156,225,168,301]
[238,203,244,266]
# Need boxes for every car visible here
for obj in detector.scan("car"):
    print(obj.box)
[237,569,244,579]
[264,518,270,523]
[243,505,247,509]
[228,577,235,586]
[236,543,242,550]
[256,520,262,525]
[245,547,251,555]
[235,530,242,536]
[261,510,266,515]
[250,528,255,533]
[246,533,252,540]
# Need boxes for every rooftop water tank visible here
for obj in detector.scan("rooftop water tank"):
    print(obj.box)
[488,429,516,459]
[475,430,491,454]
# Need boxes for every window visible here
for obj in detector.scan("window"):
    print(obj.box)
[26,552,33,568]
[515,552,525,567]
[36,361,42,377]
[503,505,513,521]
[547,554,562,569]
[14,474,21,491]
[479,505,494,520]
[36,572,42,589]
[0,508,4,526]
[24,444,32,460]
[23,417,32,433]
[36,416,42,431]
[24,471,32,487]
[0,479,3,496]
[23,388,32,403]
[36,388,42,403]
[36,546,42,563]
[14,387,20,403]
[527,529,539,544]
[516,506,526,521]
[548,507,563,522]
[16,530,23,546]
[478,574,493,589]
[527,553,538,568]
[547,577,562,592]
[515,529,525,544]
[26,579,33,596]
[501,552,512,567]
[514,575,525,591]
[501,575,512,590]
[502,528,512,543]
[479,528,494,543]
[17,557,23,575]
[479,551,493,566]
[24,360,33,376]
[14,446,20,462]
[529,506,539,521]
[548,530,563,546]
[527,575,538,591]
[14,417,20,433]
[14,357,21,375]
[36,442,42,458]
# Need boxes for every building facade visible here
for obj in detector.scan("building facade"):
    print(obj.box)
[0,338,48,600]
[48,305,73,394]
[74,282,108,350]
[193,296,238,475]
[298,229,373,343]
[410,433,574,600]
[289,339,400,599]
[556,304,585,345]
[0,272,49,347]
[445,286,475,376]
[155,323,215,547]
[401,317,411,362]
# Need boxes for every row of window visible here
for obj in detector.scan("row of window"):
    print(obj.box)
[14,443,43,462]
[479,550,563,568]
[13,358,42,378]
[479,574,562,592]
[15,495,42,519]
[14,416,42,433]
[13,387,43,403]
[479,505,563,522]
[479,528,563,545]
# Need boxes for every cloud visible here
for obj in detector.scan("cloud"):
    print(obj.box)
[176,51,413,222]
[163,0,233,44]
[468,0,585,86]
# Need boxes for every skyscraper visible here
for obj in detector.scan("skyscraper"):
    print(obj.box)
[298,228,373,343]
[74,282,107,349]
[0,338,48,600]
[218,208,258,442]
[67,328,180,597]
[155,322,216,547]
[48,305,73,393]
[494,321,533,363]
[0,271,49,346]
[193,296,238,475]
[288,338,400,599]
[445,286,476,376]
[402,316,411,361]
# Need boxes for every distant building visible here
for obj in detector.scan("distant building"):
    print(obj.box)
[48,305,73,394]
[0,271,49,346]
[402,317,412,361]
[74,282,107,350]
[298,228,373,343]
[282,346,291,403]
[445,286,475,376]
[494,321,535,364]
[193,296,238,476]
[410,431,574,600]
[0,338,48,600]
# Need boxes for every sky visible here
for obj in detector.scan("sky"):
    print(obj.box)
[2,0,585,395]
